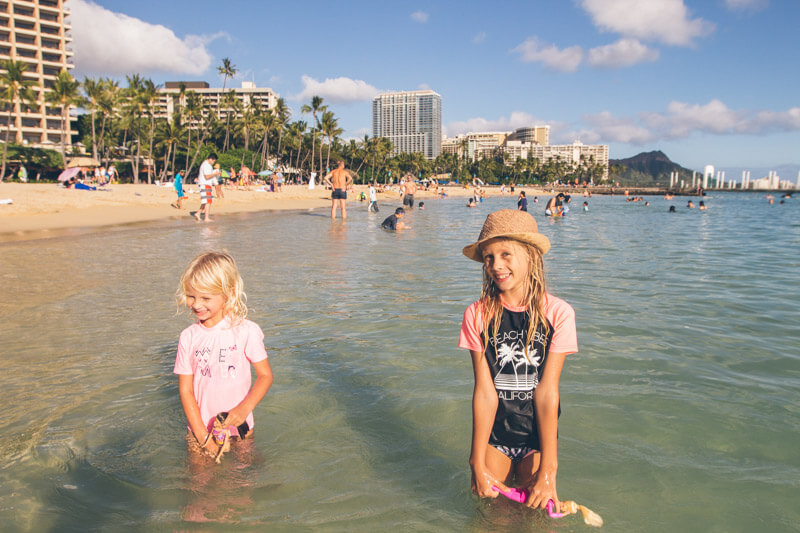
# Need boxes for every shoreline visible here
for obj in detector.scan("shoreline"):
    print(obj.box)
[0,182,695,243]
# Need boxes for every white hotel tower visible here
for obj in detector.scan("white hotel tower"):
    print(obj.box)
[372,90,441,160]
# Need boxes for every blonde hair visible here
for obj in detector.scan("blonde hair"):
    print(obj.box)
[478,238,548,362]
[176,251,247,324]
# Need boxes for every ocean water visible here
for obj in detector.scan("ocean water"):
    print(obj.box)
[0,192,798,532]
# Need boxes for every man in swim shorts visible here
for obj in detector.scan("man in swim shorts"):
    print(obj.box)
[195,153,220,222]
[323,160,353,219]
[401,176,417,208]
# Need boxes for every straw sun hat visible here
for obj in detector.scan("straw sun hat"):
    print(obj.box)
[462,209,551,262]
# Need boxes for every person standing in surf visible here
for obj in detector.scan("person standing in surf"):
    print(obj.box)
[459,209,578,512]
[323,160,353,220]
[174,252,273,460]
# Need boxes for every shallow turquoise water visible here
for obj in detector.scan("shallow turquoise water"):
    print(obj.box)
[0,192,798,531]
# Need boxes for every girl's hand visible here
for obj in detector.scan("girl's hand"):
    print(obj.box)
[200,435,220,458]
[525,468,559,511]
[222,406,248,429]
[471,465,509,499]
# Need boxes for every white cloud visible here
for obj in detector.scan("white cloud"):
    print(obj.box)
[581,0,714,46]
[511,38,583,72]
[587,38,659,68]
[583,111,657,144]
[725,0,768,11]
[444,111,547,137]
[472,31,487,44]
[70,0,216,76]
[294,75,380,103]
[410,11,429,23]
[581,100,800,145]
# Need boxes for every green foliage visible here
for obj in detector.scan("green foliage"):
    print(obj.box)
[4,144,64,171]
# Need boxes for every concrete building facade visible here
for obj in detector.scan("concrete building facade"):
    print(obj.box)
[372,90,441,159]
[0,0,75,146]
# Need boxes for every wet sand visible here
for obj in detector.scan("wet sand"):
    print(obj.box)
[0,182,525,242]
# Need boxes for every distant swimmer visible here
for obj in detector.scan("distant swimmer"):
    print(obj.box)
[323,160,354,219]
[687,200,695,209]
[699,201,706,210]
[381,207,407,230]
[669,205,676,212]
[419,201,425,210]
[583,201,589,212]
[467,197,477,208]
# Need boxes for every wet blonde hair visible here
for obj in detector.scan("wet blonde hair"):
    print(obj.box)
[479,238,549,362]
[176,251,247,324]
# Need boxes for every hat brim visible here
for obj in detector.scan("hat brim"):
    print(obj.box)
[462,233,551,262]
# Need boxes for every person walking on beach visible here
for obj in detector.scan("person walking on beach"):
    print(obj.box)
[323,160,353,219]
[401,176,417,209]
[368,183,379,212]
[195,154,220,222]
[172,170,187,209]
[459,209,578,513]
[174,252,274,462]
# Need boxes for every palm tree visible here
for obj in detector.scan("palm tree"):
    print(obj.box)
[272,97,290,166]
[155,117,184,179]
[0,59,37,180]
[183,91,201,173]
[123,74,147,181]
[96,78,119,163]
[320,109,342,173]
[300,95,326,175]
[141,78,160,183]
[82,77,104,160]
[221,89,239,152]
[217,57,237,92]
[45,69,82,167]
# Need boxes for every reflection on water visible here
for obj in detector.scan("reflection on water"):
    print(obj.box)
[0,193,798,531]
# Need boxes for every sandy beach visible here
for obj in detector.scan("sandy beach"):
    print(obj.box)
[0,181,533,242]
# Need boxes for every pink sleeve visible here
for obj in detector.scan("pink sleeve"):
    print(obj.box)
[244,321,268,363]
[173,328,194,375]
[458,302,484,352]
[546,296,578,355]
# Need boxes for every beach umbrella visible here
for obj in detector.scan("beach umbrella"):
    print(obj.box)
[66,156,100,167]
[258,170,273,176]
[219,169,230,178]
[58,167,81,181]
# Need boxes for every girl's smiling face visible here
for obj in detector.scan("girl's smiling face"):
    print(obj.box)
[185,288,226,327]
[481,238,531,306]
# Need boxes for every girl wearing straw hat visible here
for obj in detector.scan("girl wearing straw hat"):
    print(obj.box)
[458,209,578,513]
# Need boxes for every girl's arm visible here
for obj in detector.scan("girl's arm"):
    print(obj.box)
[526,351,567,510]
[469,349,507,498]
[178,374,218,454]
[221,358,274,429]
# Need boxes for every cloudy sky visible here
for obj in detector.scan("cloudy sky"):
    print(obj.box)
[69,0,799,172]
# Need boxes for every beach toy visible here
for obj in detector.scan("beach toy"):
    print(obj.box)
[493,486,603,527]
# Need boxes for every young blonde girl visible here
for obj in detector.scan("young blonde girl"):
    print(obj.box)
[458,210,578,512]
[174,251,273,459]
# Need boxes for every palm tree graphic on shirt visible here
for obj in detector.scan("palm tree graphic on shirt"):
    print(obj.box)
[494,340,542,391]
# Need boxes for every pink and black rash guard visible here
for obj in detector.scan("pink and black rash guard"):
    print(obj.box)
[459,295,578,449]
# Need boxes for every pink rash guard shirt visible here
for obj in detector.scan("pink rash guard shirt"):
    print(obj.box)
[458,293,578,355]
[174,316,268,434]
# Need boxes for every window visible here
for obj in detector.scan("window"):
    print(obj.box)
[13,6,34,17]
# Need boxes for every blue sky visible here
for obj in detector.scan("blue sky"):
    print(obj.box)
[69,0,799,175]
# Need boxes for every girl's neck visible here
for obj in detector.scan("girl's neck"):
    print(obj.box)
[200,313,227,329]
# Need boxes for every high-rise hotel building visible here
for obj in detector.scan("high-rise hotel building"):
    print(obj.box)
[155,81,279,124]
[372,90,441,160]
[0,0,75,146]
